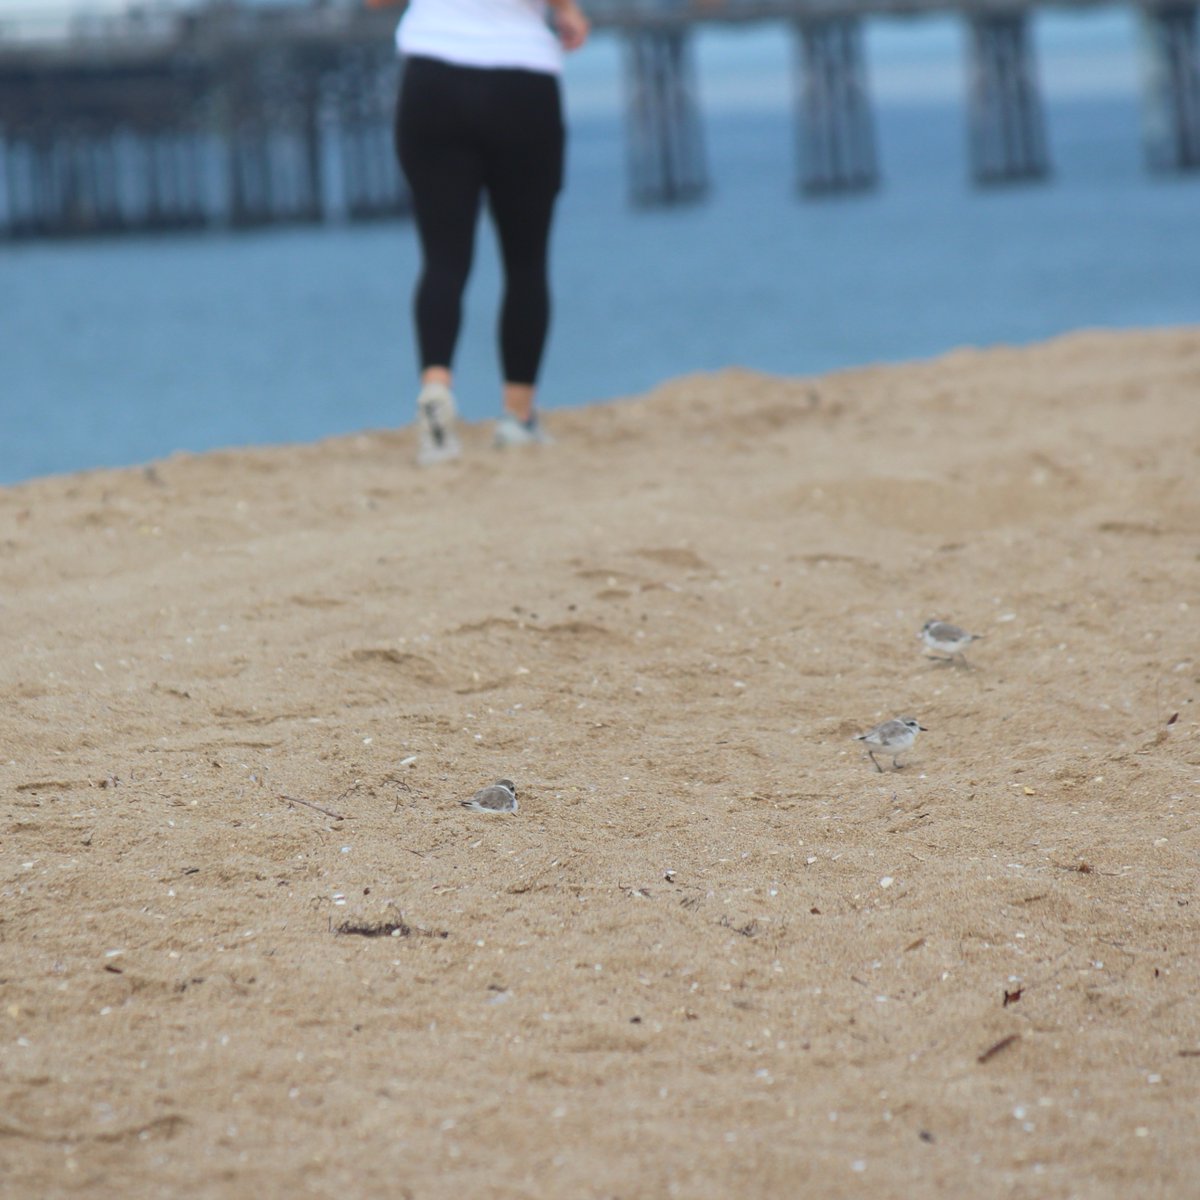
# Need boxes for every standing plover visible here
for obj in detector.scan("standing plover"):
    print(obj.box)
[461,779,518,814]
[920,619,982,664]
[854,717,927,772]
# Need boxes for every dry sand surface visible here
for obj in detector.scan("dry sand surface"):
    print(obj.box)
[2,328,1199,1199]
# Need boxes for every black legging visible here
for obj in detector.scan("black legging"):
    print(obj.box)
[395,55,565,387]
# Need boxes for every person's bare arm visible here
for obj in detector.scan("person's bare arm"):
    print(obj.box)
[547,0,589,51]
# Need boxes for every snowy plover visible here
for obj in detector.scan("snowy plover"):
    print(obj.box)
[461,779,518,814]
[854,717,927,772]
[920,619,982,664]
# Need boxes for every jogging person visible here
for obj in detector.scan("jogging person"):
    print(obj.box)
[393,0,589,465]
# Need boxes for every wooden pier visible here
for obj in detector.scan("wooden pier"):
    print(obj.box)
[0,0,1198,236]
[0,4,408,236]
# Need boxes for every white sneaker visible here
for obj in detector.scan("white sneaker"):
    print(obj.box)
[494,412,554,449]
[416,381,462,467]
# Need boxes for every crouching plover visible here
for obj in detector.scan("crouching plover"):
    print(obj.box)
[461,779,518,814]
[854,717,927,772]
[920,619,982,664]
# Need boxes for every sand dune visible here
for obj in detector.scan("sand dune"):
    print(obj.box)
[2,328,1198,1198]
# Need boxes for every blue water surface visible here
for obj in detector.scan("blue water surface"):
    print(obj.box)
[1,14,1198,483]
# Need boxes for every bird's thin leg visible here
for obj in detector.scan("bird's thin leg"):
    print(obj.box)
[868,751,884,773]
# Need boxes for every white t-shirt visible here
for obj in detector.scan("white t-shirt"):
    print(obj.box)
[397,0,563,75]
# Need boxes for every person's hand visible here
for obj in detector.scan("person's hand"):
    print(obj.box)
[551,0,589,51]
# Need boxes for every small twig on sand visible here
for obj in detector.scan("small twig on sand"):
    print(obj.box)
[280,794,348,821]
[977,1033,1020,1064]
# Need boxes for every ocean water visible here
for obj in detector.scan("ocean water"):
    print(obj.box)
[2,13,1199,484]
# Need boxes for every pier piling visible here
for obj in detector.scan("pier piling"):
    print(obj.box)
[1142,3,1200,170]
[793,17,878,194]
[967,12,1050,184]
[623,27,708,206]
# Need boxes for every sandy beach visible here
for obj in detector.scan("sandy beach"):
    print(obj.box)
[2,327,1198,1198]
